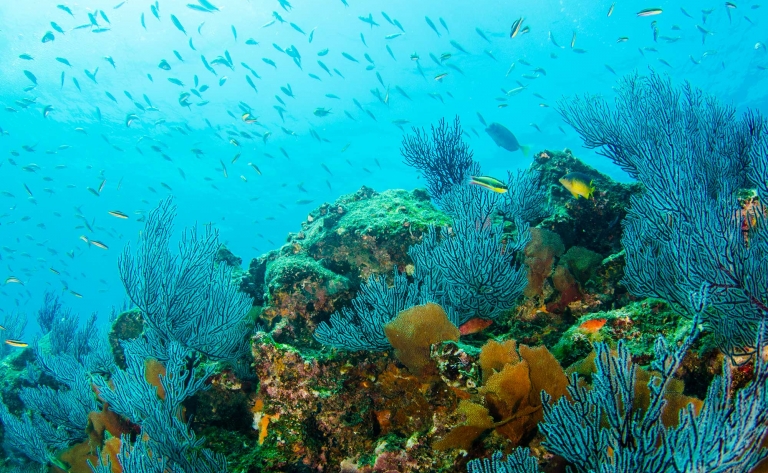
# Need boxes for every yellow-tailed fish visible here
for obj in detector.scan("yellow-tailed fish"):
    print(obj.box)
[5,339,28,348]
[470,176,509,194]
[559,172,596,199]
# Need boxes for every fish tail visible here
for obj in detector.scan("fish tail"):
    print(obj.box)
[520,144,532,158]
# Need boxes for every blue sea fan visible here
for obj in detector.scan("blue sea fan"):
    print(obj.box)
[559,71,768,359]
[400,115,480,202]
[540,338,768,472]
[314,270,422,351]
[118,197,253,363]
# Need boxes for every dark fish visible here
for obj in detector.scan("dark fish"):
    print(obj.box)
[485,122,529,155]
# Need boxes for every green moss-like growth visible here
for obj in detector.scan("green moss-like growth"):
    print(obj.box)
[551,299,692,368]
[559,246,603,285]
[239,187,451,348]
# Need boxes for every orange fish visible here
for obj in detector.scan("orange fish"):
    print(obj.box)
[577,318,607,334]
[459,318,493,335]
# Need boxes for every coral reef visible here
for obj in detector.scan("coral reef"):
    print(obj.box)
[239,186,451,347]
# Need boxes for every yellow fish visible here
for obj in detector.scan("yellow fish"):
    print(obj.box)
[470,176,508,193]
[5,339,28,348]
[559,172,595,199]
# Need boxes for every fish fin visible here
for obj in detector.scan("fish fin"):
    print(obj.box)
[520,144,531,157]
[588,180,596,199]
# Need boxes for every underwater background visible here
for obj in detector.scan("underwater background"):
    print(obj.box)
[1,0,768,472]
[1,0,765,317]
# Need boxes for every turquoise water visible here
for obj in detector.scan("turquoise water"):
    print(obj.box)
[0,0,766,325]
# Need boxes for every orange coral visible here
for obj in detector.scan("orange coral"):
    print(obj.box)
[384,303,459,376]
[433,400,495,451]
[435,339,569,449]
[478,339,520,383]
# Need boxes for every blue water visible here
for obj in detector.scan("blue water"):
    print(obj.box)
[0,0,766,329]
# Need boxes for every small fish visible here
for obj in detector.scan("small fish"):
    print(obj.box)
[23,70,37,84]
[578,318,608,334]
[5,339,28,348]
[459,318,493,335]
[559,172,595,199]
[42,31,55,42]
[4,277,23,285]
[170,14,187,35]
[57,4,75,16]
[607,3,615,16]
[470,176,508,193]
[90,240,109,250]
[231,25,238,40]
[314,107,332,117]
[510,17,524,37]
[450,40,468,54]
[342,52,359,62]
[434,72,448,81]
[108,210,129,219]
[439,17,449,33]
[358,13,379,28]
[425,16,441,36]
[85,68,99,83]
[56,57,72,67]
[637,7,663,17]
